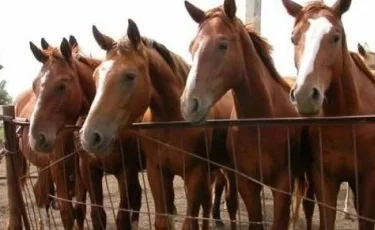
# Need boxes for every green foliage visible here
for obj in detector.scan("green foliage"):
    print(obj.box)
[0,80,12,105]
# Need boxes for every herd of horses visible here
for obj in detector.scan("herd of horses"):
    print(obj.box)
[8,0,375,229]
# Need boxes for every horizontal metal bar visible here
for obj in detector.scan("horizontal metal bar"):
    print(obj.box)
[7,115,375,130]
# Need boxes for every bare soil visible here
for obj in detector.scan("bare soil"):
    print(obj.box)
[0,158,358,230]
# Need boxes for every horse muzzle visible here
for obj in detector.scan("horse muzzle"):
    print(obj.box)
[29,131,56,153]
[290,84,323,116]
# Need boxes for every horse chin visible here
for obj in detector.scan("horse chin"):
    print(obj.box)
[190,111,210,125]
[88,143,114,158]
[28,132,56,154]
[82,137,115,157]
[292,101,322,117]
[30,140,56,154]
[295,107,322,117]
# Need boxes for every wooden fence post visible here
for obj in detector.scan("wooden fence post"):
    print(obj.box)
[2,105,30,230]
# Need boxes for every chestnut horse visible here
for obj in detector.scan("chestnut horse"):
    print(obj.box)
[13,38,76,229]
[80,20,237,230]
[28,36,146,230]
[180,0,314,229]
[283,0,375,229]
[358,43,375,72]
[283,43,375,220]
[343,43,375,218]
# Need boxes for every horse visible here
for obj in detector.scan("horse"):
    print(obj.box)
[12,38,76,229]
[282,0,375,229]
[284,43,375,221]
[27,36,146,230]
[358,43,375,72]
[180,0,314,229]
[80,20,237,230]
[342,43,375,219]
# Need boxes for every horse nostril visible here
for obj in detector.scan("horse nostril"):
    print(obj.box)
[38,133,46,145]
[289,88,296,102]
[192,98,200,113]
[92,132,102,146]
[312,87,321,102]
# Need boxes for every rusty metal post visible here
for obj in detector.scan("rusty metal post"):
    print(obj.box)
[2,105,30,230]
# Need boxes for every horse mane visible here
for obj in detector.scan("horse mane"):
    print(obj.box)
[42,47,66,63]
[204,7,291,92]
[350,52,375,84]
[118,36,190,85]
[244,25,291,91]
[295,1,334,24]
[141,38,176,72]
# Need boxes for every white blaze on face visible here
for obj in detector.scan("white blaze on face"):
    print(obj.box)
[88,60,114,114]
[296,17,333,86]
[184,45,203,99]
[29,70,50,126]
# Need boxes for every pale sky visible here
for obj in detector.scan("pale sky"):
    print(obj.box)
[0,0,373,98]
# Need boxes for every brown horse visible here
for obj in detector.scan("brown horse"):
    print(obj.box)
[13,38,76,229]
[343,43,375,218]
[358,43,375,71]
[80,20,237,230]
[283,0,375,229]
[28,36,146,230]
[180,0,314,229]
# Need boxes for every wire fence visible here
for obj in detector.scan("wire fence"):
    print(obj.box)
[0,105,373,229]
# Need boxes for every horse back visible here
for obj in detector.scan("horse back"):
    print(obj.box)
[13,88,36,118]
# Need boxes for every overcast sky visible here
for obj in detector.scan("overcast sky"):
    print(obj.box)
[0,0,373,98]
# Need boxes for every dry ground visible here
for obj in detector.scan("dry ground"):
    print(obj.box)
[0,158,359,230]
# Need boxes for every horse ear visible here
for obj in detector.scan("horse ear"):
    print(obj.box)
[358,43,367,56]
[184,1,205,24]
[92,25,115,51]
[331,0,351,17]
[281,0,302,17]
[60,38,72,61]
[69,35,78,48]
[30,42,48,63]
[40,38,50,50]
[127,19,142,48]
[223,0,236,19]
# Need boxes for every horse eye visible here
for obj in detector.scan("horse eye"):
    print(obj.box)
[332,35,340,44]
[218,41,228,51]
[56,84,66,92]
[124,72,136,81]
[291,36,297,45]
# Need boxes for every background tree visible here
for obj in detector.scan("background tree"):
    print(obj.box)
[0,65,12,105]
[0,80,12,105]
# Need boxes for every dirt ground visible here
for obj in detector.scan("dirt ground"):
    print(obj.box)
[0,158,359,230]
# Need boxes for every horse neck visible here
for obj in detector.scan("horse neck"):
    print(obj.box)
[72,59,97,116]
[147,49,187,121]
[324,47,374,116]
[232,31,289,119]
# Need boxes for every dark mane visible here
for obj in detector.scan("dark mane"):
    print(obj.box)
[203,7,291,91]
[141,37,176,73]
[244,25,291,91]
[117,36,177,73]
[350,52,375,84]
[116,35,190,85]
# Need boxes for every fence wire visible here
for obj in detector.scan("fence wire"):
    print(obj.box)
[1,114,374,229]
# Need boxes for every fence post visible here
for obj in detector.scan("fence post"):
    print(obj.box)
[2,105,30,230]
